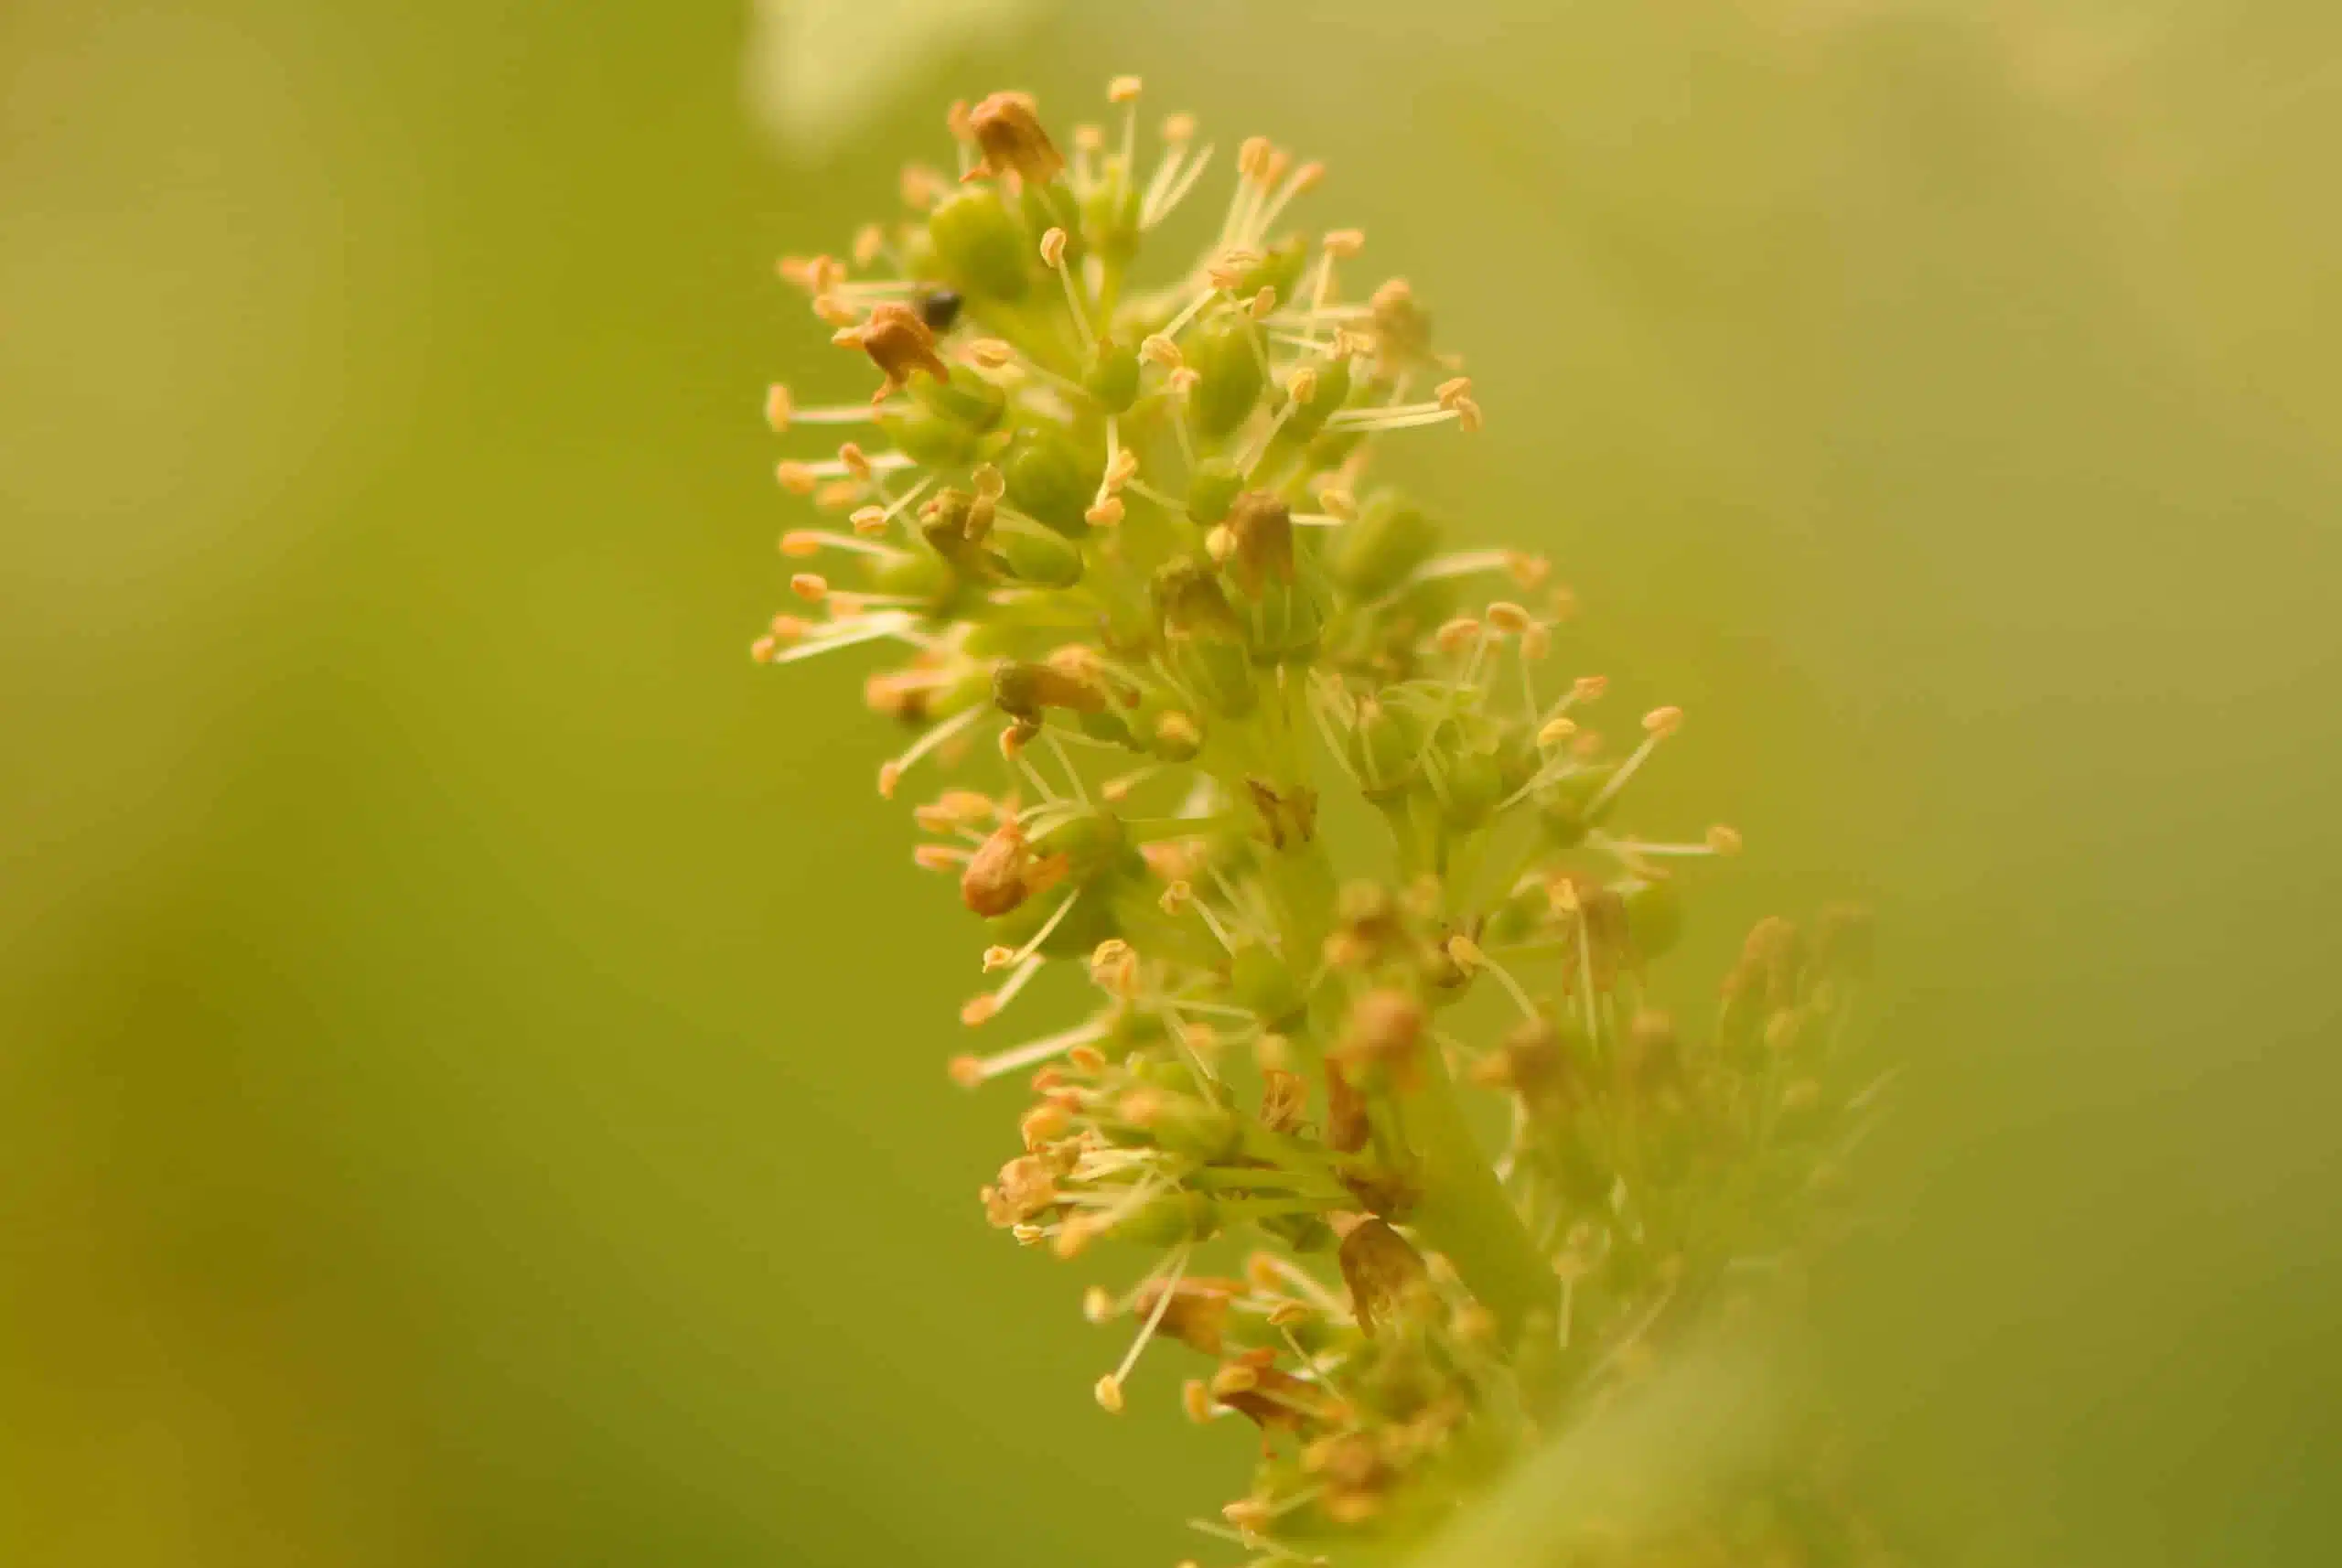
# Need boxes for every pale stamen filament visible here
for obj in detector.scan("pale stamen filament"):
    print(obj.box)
[948,1018,1109,1088]
[768,613,927,666]
[1098,1242,1191,1409]
[1322,402,1464,432]
[780,530,903,561]
[875,702,984,792]
[1251,159,1319,241]
[1584,728,1670,819]
[1142,143,1216,229]
[1248,1252,1350,1319]
[965,950,1046,1025]
[1045,733,1092,808]
[1595,832,1720,858]
[998,889,1082,972]
[1156,282,1219,343]
[1013,750,1064,807]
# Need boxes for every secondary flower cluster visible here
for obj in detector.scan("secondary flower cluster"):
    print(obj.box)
[757,81,1880,1565]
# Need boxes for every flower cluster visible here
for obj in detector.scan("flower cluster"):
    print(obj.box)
[756,80,1881,1565]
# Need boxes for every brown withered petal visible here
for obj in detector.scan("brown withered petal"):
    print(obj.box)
[1326,1060,1370,1154]
[855,300,950,403]
[1213,1359,1342,1434]
[1225,490,1295,596]
[1132,1275,1245,1356]
[1259,1068,1308,1135]
[1338,1217,1430,1336]
[993,1153,1058,1223]
[960,821,1034,918]
[966,91,1065,187]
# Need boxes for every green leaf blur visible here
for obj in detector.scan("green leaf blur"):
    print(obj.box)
[5,2,2337,1565]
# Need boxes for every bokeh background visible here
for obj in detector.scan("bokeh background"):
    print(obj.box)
[5,2,2338,1563]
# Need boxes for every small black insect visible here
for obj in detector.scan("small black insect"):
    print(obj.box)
[918,287,963,334]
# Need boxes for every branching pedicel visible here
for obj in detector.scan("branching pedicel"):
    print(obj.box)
[759,81,1877,1565]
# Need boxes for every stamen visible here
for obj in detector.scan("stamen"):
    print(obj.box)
[1040,228,1097,351]
[1189,894,1239,954]
[1143,143,1216,230]
[1099,762,1163,805]
[1447,935,1542,1023]
[1157,282,1219,344]
[1013,749,1062,807]
[1096,1243,1191,1412]
[877,703,984,798]
[768,612,930,666]
[1583,709,1680,819]
[1108,74,1141,178]
[1321,402,1465,433]
[1555,878,1601,1043]
[960,950,1044,1027]
[1045,734,1091,807]
[1005,889,1082,972]
[1252,158,1324,240]
[780,530,902,561]
[947,1018,1111,1089]
[775,451,915,491]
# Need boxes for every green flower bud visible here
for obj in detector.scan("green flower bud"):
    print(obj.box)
[1537,762,1618,849]
[1270,353,1351,451]
[1030,808,1124,878]
[1098,1006,1168,1064]
[1622,875,1683,963]
[928,188,1029,300]
[1328,491,1440,600]
[1438,744,1504,832]
[865,548,954,607]
[1004,427,1101,536]
[909,361,1007,431]
[919,488,986,567]
[1348,698,1426,797]
[1243,572,1324,667]
[881,405,982,467]
[1111,1189,1219,1246]
[1493,728,1541,800]
[1143,1097,1245,1163]
[1184,315,1264,441]
[990,524,1083,587]
[1082,176,1143,267]
[1087,714,1150,756]
[1229,941,1305,1026]
[1186,456,1244,525]
[1171,637,1257,720]
[1085,338,1141,413]
[1231,235,1308,303]
[1482,879,1551,945]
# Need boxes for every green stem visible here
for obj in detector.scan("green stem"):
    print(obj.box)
[1393,1049,1559,1341]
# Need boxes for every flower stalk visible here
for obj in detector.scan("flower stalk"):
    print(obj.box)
[749,75,1884,1564]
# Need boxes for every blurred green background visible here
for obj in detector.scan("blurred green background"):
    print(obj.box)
[5,2,2338,1563]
